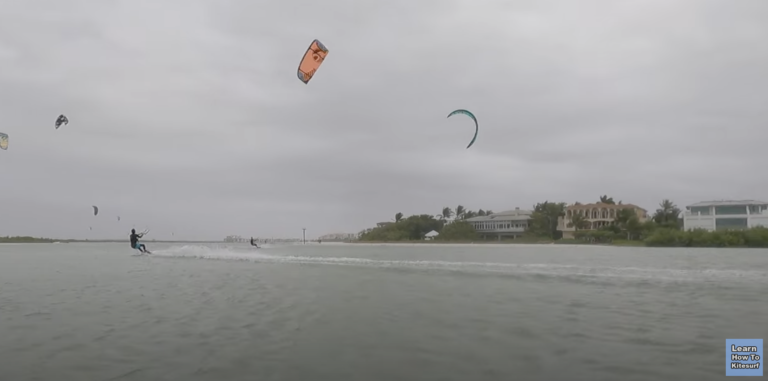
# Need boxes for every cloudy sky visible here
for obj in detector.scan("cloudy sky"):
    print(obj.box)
[0,0,766,240]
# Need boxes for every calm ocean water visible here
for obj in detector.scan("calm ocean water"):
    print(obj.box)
[0,242,766,381]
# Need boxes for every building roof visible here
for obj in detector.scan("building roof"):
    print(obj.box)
[425,230,439,237]
[466,208,533,222]
[566,202,646,211]
[686,200,768,208]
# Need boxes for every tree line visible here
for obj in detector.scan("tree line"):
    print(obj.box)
[0,236,56,243]
[387,205,496,224]
[358,195,768,247]
[359,205,497,242]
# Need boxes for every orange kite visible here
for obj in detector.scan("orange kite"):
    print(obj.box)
[297,39,329,84]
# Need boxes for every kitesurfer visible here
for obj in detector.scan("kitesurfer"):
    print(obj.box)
[130,229,149,253]
[250,237,260,248]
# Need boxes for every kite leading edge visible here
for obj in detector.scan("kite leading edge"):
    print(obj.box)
[297,39,329,84]
[55,115,69,129]
[447,109,479,149]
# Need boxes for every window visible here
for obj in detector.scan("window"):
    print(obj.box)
[714,205,747,215]
[715,218,748,230]
[748,205,764,214]
[689,206,710,215]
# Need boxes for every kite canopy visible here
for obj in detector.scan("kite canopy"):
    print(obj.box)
[92,205,99,216]
[0,132,7,150]
[446,109,479,149]
[55,115,69,129]
[297,39,329,84]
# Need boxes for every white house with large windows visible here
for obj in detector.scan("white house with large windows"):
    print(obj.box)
[683,200,768,231]
[465,208,533,240]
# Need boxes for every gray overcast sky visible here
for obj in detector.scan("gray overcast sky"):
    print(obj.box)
[1,0,766,240]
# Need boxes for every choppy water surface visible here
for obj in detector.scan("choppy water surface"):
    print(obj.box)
[1,242,766,381]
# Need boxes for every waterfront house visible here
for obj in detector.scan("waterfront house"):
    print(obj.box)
[465,208,533,240]
[683,200,768,231]
[557,202,648,239]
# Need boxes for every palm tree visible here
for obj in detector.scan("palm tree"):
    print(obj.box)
[568,213,589,230]
[441,207,454,220]
[653,199,681,226]
[614,208,639,239]
[478,209,486,216]
[485,209,494,215]
[463,210,478,219]
[455,205,465,220]
[599,195,616,204]
[615,208,635,225]
[395,212,403,222]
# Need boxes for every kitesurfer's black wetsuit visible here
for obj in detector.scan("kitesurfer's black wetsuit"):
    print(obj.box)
[250,238,259,248]
[130,230,148,253]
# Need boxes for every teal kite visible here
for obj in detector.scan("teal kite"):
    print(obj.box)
[447,109,478,149]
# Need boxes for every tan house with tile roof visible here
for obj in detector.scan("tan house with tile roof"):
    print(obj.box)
[557,202,648,239]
